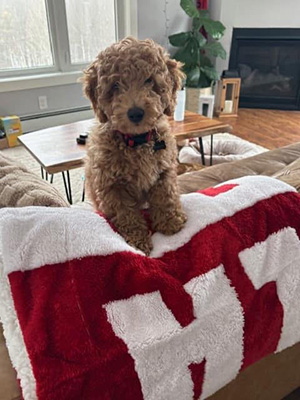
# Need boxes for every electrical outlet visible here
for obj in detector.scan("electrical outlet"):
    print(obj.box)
[38,96,48,110]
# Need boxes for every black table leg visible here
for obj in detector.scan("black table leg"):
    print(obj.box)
[62,171,73,204]
[82,182,85,202]
[198,137,205,166]
[210,134,213,166]
[41,167,54,183]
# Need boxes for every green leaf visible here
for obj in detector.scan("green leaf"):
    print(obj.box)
[180,0,199,18]
[174,37,199,68]
[199,10,209,18]
[200,66,220,81]
[169,32,191,47]
[186,38,200,65]
[192,17,201,31]
[173,47,188,65]
[193,30,206,47]
[203,42,227,59]
[200,18,226,40]
[186,66,200,87]
[200,54,213,67]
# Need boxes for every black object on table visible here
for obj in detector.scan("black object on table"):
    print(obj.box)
[76,133,89,145]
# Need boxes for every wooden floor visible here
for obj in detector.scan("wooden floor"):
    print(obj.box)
[217,109,300,150]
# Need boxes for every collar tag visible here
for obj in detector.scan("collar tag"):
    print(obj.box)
[153,140,166,151]
[128,138,135,147]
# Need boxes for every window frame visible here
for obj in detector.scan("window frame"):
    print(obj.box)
[0,0,137,82]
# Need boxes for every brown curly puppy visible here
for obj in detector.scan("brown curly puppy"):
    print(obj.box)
[82,37,187,254]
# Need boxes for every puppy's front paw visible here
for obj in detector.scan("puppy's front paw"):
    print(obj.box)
[155,210,187,236]
[126,234,153,256]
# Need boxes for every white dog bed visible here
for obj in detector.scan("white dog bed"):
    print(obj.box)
[179,133,267,165]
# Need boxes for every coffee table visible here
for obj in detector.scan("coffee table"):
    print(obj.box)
[19,111,231,203]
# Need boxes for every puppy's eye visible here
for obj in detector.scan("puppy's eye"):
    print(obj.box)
[112,82,119,91]
[145,77,153,84]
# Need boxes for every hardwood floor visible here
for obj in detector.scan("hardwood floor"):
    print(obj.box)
[217,109,300,149]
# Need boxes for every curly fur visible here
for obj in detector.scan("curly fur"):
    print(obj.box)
[83,37,187,254]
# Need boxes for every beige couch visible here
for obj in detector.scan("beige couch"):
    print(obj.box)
[0,142,300,400]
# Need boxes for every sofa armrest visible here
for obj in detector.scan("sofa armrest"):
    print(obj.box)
[0,326,21,400]
[272,158,300,192]
[0,153,68,208]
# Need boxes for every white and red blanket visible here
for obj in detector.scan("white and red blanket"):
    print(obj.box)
[0,176,300,400]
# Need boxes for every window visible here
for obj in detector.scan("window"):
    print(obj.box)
[65,0,116,65]
[0,0,120,78]
[0,0,54,71]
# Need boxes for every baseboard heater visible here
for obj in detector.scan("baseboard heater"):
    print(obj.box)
[20,106,94,133]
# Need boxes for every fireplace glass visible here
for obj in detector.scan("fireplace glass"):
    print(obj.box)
[229,29,300,110]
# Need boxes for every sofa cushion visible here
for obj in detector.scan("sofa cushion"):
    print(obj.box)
[0,153,68,208]
[178,142,300,194]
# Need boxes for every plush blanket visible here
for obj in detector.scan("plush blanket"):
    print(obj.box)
[0,176,300,400]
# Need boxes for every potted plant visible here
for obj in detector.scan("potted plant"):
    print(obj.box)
[169,0,226,112]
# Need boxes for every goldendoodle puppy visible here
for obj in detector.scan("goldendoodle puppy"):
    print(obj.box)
[83,37,187,254]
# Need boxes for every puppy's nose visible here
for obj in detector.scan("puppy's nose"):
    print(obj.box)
[127,107,144,123]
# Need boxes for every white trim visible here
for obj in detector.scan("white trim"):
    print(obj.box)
[0,207,142,274]
[20,108,94,133]
[0,249,37,399]
[47,0,73,72]
[0,71,83,93]
[127,0,138,38]
[116,0,138,39]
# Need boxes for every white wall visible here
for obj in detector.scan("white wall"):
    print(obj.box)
[138,0,191,53]
[210,0,300,74]
[0,84,89,118]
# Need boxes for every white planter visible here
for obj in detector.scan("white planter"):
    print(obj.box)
[174,88,186,121]
[185,87,213,113]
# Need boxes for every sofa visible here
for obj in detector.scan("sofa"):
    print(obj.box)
[0,142,300,400]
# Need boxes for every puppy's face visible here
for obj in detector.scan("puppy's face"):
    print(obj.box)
[82,37,184,134]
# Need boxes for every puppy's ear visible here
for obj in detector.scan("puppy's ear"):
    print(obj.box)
[164,59,185,116]
[82,61,108,123]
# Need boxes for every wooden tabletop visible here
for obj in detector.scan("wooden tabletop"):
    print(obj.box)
[19,119,95,174]
[19,111,231,174]
[170,111,231,141]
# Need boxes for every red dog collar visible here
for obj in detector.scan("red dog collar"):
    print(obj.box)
[116,129,166,151]
[124,131,153,148]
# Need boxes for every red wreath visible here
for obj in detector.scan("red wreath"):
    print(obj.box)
[196,0,208,10]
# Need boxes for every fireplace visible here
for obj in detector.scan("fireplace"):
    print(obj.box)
[229,28,300,110]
